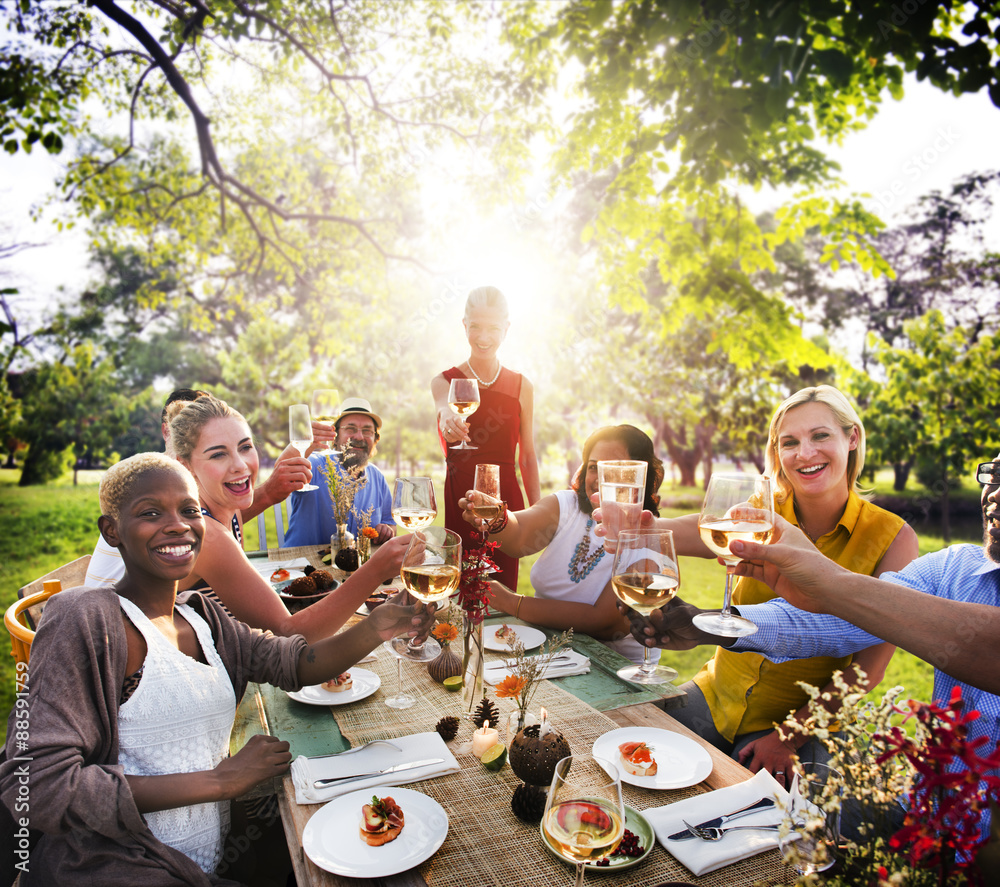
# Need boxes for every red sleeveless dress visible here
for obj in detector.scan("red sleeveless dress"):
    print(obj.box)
[439,366,526,590]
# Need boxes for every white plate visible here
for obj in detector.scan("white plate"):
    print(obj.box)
[302,786,448,878]
[592,727,713,790]
[287,667,381,706]
[485,623,546,651]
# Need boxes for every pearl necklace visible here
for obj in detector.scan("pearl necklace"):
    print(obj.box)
[568,517,606,583]
[465,360,502,388]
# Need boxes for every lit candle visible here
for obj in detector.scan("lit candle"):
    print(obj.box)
[539,707,552,736]
[472,720,499,757]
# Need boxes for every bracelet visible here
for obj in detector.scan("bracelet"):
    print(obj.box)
[514,595,523,620]
[487,501,509,534]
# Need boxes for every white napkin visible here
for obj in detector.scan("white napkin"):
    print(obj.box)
[645,769,790,876]
[483,650,590,685]
[291,731,459,805]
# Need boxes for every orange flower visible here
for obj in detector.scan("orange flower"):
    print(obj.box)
[361,526,379,539]
[431,622,459,645]
[494,675,528,699]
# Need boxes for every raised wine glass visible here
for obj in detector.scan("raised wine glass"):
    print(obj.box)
[311,388,340,457]
[694,473,774,637]
[597,460,647,553]
[391,477,437,532]
[610,530,679,684]
[389,527,461,662]
[447,378,480,450]
[382,640,415,710]
[288,404,318,492]
[542,753,625,887]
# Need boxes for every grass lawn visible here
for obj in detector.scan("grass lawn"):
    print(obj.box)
[0,465,982,742]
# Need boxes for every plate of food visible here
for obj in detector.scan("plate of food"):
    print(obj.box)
[268,567,305,584]
[592,727,713,790]
[485,623,546,652]
[276,569,341,613]
[356,589,393,616]
[287,668,381,706]
[541,804,654,873]
[302,786,448,878]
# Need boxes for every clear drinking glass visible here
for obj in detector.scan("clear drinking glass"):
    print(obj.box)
[542,754,625,887]
[610,530,679,684]
[447,378,480,450]
[311,388,340,457]
[389,527,461,662]
[693,473,773,637]
[779,762,843,875]
[597,461,647,553]
[391,477,437,532]
[288,404,318,491]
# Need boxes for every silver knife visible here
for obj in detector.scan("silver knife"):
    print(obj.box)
[666,797,776,840]
[485,655,572,670]
[313,757,445,788]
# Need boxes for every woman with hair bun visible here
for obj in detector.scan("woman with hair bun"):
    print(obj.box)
[432,286,540,590]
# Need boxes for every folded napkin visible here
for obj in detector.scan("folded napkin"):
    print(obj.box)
[291,731,459,805]
[645,769,790,876]
[483,650,590,685]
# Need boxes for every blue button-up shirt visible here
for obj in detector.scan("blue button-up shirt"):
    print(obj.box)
[736,543,1000,840]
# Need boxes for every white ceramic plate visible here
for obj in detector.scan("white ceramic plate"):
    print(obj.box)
[302,786,448,878]
[485,623,546,652]
[592,727,713,790]
[287,667,381,706]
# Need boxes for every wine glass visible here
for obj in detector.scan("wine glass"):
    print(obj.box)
[694,473,774,637]
[391,477,437,532]
[597,461,647,553]
[382,641,415,710]
[447,378,480,450]
[389,527,461,662]
[779,763,843,875]
[610,530,679,684]
[311,388,340,456]
[542,753,625,887]
[288,404,318,491]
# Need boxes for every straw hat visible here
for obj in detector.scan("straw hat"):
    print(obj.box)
[335,397,382,429]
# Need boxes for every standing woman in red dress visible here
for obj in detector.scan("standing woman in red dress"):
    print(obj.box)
[432,286,541,590]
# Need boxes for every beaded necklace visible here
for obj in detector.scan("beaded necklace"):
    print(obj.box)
[465,360,502,388]
[568,517,606,583]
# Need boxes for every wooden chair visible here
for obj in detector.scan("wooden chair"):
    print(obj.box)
[6,555,92,672]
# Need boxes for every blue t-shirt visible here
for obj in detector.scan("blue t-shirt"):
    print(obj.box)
[283,455,394,546]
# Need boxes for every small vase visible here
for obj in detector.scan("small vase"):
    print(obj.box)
[428,645,462,684]
[357,533,372,565]
[505,709,539,745]
[461,616,485,718]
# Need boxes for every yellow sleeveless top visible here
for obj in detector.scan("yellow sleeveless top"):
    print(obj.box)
[692,491,905,742]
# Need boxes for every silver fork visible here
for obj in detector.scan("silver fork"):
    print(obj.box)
[682,818,799,841]
[308,740,401,761]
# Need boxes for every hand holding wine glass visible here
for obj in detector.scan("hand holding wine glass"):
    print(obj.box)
[543,753,625,887]
[447,378,480,450]
[467,463,502,529]
[597,461,647,553]
[311,388,340,456]
[389,528,461,662]
[695,473,774,637]
[610,530,679,684]
[288,404,318,491]
[391,477,437,532]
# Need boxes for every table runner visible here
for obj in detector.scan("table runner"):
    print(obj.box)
[327,646,789,887]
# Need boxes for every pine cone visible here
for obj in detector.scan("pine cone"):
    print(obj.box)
[435,716,460,742]
[511,782,547,823]
[472,695,501,729]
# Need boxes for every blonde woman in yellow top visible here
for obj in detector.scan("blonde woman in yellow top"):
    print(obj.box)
[633,386,918,786]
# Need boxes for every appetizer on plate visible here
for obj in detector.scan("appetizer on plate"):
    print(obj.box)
[270,568,291,583]
[619,741,657,777]
[321,673,352,693]
[495,624,515,640]
[361,795,404,847]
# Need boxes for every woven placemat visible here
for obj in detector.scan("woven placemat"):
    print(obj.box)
[330,647,789,886]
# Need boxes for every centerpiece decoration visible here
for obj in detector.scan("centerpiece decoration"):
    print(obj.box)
[508,706,570,788]
[454,529,498,717]
[320,452,366,555]
[495,629,573,742]
[774,675,1000,886]
[427,614,462,684]
[353,504,377,565]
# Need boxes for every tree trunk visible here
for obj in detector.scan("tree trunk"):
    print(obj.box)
[892,461,912,491]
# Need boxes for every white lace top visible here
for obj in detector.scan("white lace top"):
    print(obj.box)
[116,596,237,874]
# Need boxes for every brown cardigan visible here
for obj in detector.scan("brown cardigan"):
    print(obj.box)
[1,587,306,887]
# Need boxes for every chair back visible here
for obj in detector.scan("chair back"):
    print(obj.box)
[250,501,286,555]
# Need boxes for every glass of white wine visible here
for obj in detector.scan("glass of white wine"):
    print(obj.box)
[611,530,679,684]
[447,377,480,450]
[311,388,340,457]
[694,473,774,637]
[288,404,318,492]
[391,477,437,532]
[389,527,462,662]
[542,753,625,887]
[471,463,501,522]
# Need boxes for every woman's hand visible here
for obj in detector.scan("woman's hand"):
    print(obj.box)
[735,731,796,788]
[438,407,470,445]
[458,490,501,531]
[368,590,438,642]
[369,534,410,581]
[617,597,732,651]
[215,734,292,799]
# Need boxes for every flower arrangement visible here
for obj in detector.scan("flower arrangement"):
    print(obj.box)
[431,619,460,648]
[354,505,378,563]
[775,676,1000,886]
[320,454,366,530]
[494,629,573,732]
[455,530,499,714]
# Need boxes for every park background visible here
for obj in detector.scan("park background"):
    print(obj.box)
[3,1,1000,737]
